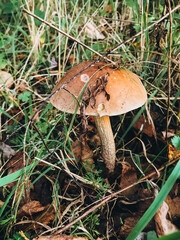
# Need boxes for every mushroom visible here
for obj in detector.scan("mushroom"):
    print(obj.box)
[50,61,147,173]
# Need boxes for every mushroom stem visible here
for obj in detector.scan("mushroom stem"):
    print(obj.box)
[94,116,116,173]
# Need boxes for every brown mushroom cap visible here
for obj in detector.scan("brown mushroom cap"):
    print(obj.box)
[50,61,147,117]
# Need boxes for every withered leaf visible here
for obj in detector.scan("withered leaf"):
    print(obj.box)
[168,143,180,161]
[133,115,155,138]
[120,164,138,196]
[154,199,178,237]
[34,235,88,240]
[0,70,14,91]
[18,201,46,217]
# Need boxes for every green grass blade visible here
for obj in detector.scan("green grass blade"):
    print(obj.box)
[0,164,34,187]
[156,231,180,240]
[126,160,180,240]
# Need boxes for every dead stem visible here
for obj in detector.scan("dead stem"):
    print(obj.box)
[166,0,173,141]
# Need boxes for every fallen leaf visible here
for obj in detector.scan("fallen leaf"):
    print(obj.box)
[34,205,55,228]
[85,20,105,39]
[34,235,88,240]
[165,195,180,219]
[168,143,180,161]
[71,139,94,171]
[71,140,82,163]
[133,115,155,138]
[81,140,94,170]
[0,142,15,159]
[18,203,55,230]
[0,70,14,91]
[120,213,154,238]
[120,164,138,196]
[154,189,178,237]
[18,201,46,217]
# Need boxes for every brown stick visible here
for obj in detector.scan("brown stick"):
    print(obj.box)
[166,0,173,141]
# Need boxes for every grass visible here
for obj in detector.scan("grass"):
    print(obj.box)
[0,0,180,239]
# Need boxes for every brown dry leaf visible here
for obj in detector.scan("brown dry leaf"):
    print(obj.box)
[71,140,82,163]
[165,195,180,219]
[81,140,94,170]
[168,143,180,160]
[120,215,140,238]
[120,213,154,238]
[34,235,88,240]
[18,201,46,217]
[71,139,94,170]
[120,164,138,196]
[18,204,55,231]
[34,205,55,228]
[133,115,155,137]
[154,189,178,237]
[0,70,14,91]
[85,20,105,39]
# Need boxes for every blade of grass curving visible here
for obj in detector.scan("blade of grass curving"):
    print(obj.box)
[126,160,180,240]
[155,231,180,240]
[0,163,35,188]
[0,184,16,217]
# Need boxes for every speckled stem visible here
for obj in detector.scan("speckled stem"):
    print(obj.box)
[94,116,116,173]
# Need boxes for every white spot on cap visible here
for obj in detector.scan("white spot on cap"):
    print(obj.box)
[81,74,89,83]
[97,103,105,112]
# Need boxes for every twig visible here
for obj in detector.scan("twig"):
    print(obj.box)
[166,0,173,141]
[22,7,115,65]
[109,4,180,53]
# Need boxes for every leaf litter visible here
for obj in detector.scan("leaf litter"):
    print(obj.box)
[0,1,179,239]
